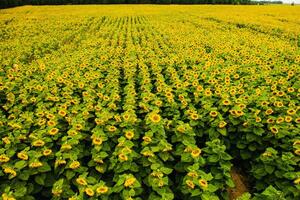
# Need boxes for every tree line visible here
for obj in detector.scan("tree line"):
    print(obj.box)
[1,0,255,9]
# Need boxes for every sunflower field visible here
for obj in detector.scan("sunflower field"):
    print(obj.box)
[0,5,300,200]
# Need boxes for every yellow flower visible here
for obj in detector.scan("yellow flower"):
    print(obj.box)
[270,127,278,134]
[222,99,231,106]
[2,137,10,145]
[96,186,109,194]
[265,108,273,115]
[17,152,28,160]
[108,126,117,132]
[76,177,87,186]
[29,162,43,168]
[209,111,218,118]
[190,113,199,120]
[125,130,134,140]
[55,159,67,166]
[92,137,103,145]
[52,189,63,196]
[32,139,45,147]
[176,125,185,133]
[61,144,72,150]
[285,116,293,123]
[294,149,300,156]
[187,171,198,178]
[118,153,128,161]
[149,113,161,123]
[294,178,300,184]
[85,188,95,196]
[58,110,67,117]
[276,117,284,124]
[287,109,296,115]
[3,167,17,177]
[48,128,59,135]
[143,136,152,143]
[124,177,136,187]
[47,120,57,126]
[185,180,195,189]
[69,161,80,169]
[43,149,52,156]
[218,121,227,128]
[0,154,10,163]
[198,179,208,188]
[75,124,83,130]
[256,117,262,123]
[191,148,201,158]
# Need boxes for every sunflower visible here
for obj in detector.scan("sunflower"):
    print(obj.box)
[124,177,136,187]
[108,126,117,132]
[3,167,17,177]
[218,121,227,128]
[222,99,231,106]
[209,111,218,118]
[185,180,195,189]
[96,186,109,194]
[69,161,80,169]
[285,116,293,123]
[17,152,28,160]
[270,127,278,134]
[191,148,201,158]
[29,162,43,168]
[48,128,59,136]
[125,130,134,140]
[190,113,199,120]
[143,136,152,143]
[118,153,128,161]
[2,137,10,145]
[294,149,300,156]
[92,137,103,145]
[58,110,67,117]
[0,154,10,163]
[76,177,87,186]
[52,189,62,196]
[47,120,56,126]
[43,149,52,156]
[32,139,45,147]
[276,117,284,124]
[85,188,94,197]
[198,179,208,188]
[294,178,300,184]
[187,171,198,178]
[255,117,262,123]
[287,109,296,115]
[149,113,161,123]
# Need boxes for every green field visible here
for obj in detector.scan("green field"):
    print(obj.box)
[0,5,300,200]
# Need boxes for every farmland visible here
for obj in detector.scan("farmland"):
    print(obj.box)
[0,5,300,200]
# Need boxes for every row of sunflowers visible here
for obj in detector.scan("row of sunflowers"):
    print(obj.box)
[0,5,300,200]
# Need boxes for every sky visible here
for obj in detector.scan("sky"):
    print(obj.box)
[276,0,300,3]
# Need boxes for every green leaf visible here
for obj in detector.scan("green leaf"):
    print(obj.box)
[265,165,275,174]
[34,174,46,185]
[246,133,257,142]
[226,178,235,188]
[66,170,75,180]
[14,160,27,170]
[161,167,173,175]
[253,128,265,136]
[38,163,51,173]
[217,128,227,136]
[191,189,201,197]
[14,186,27,197]
[208,155,219,163]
